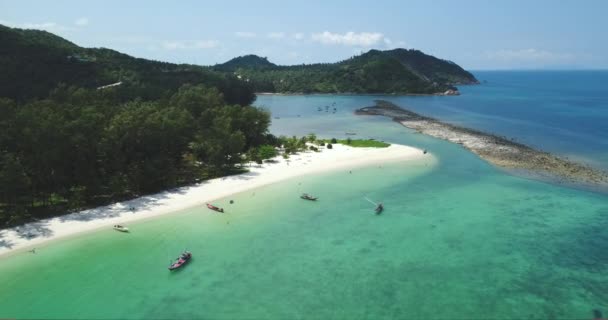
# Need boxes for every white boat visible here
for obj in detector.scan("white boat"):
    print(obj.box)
[113,225,129,232]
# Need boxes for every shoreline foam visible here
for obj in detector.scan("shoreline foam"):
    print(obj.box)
[0,143,431,257]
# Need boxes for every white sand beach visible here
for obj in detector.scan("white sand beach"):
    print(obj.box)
[0,143,431,257]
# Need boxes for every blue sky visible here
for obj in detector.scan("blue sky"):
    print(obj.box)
[1,0,607,70]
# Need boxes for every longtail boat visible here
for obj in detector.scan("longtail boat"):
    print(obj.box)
[113,225,129,232]
[206,203,224,212]
[375,204,384,215]
[168,251,192,271]
[300,193,318,201]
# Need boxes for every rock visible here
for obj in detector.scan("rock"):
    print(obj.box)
[443,89,460,96]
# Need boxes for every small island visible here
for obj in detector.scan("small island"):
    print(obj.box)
[356,100,608,190]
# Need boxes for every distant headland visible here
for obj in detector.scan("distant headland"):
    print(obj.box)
[0,23,477,102]
[213,51,478,95]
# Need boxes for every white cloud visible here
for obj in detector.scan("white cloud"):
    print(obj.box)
[235,31,256,38]
[75,17,89,27]
[311,31,385,47]
[292,33,304,40]
[267,32,285,39]
[484,48,574,63]
[162,40,219,50]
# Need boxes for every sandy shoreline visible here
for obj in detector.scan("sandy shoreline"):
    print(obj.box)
[0,143,430,257]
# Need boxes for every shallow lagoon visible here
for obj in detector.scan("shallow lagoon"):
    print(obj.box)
[1,91,607,319]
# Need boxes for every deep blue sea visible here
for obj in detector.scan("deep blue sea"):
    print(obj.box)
[394,71,608,171]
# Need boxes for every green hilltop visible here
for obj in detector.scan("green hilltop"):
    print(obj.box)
[214,49,478,94]
[0,24,255,105]
[0,23,477,99]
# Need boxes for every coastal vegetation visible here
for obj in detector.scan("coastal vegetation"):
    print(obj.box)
[0,24,270,227]
[213,50,478,95]
[322,138,391,148]
[0,84,270,227]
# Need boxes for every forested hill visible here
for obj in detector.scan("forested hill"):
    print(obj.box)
[214,55,277,72]
[0,23,477,98]
[0,25,270,227]
[213,49,478,94]
[0,24,255,105]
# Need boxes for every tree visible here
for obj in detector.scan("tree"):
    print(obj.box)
[102,101,195,194]
[170,84,224,117]
[307,133,317,143]
[277,135,288,148]
[258,145,277,160]
[220,104,271,149]
[0,26,257,105]
[0,98,16,152]
[0,63,270,226]
[0,153,31,207]
[246,148,263,166]
[298,136,308,150]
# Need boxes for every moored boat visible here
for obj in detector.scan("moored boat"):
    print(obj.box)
[206,203,224,212]
[168,251,192,271]
[375,203,384,215]
[300,193,318,201]
[113,225,129,232]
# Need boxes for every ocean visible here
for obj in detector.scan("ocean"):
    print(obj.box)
[0,71,606,319]
[396,71,608,171]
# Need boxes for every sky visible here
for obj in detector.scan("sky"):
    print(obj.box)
[1,0,607,70]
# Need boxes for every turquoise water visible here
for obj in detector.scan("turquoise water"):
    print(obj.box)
[262,71,608,170]
[1,75,608,318]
